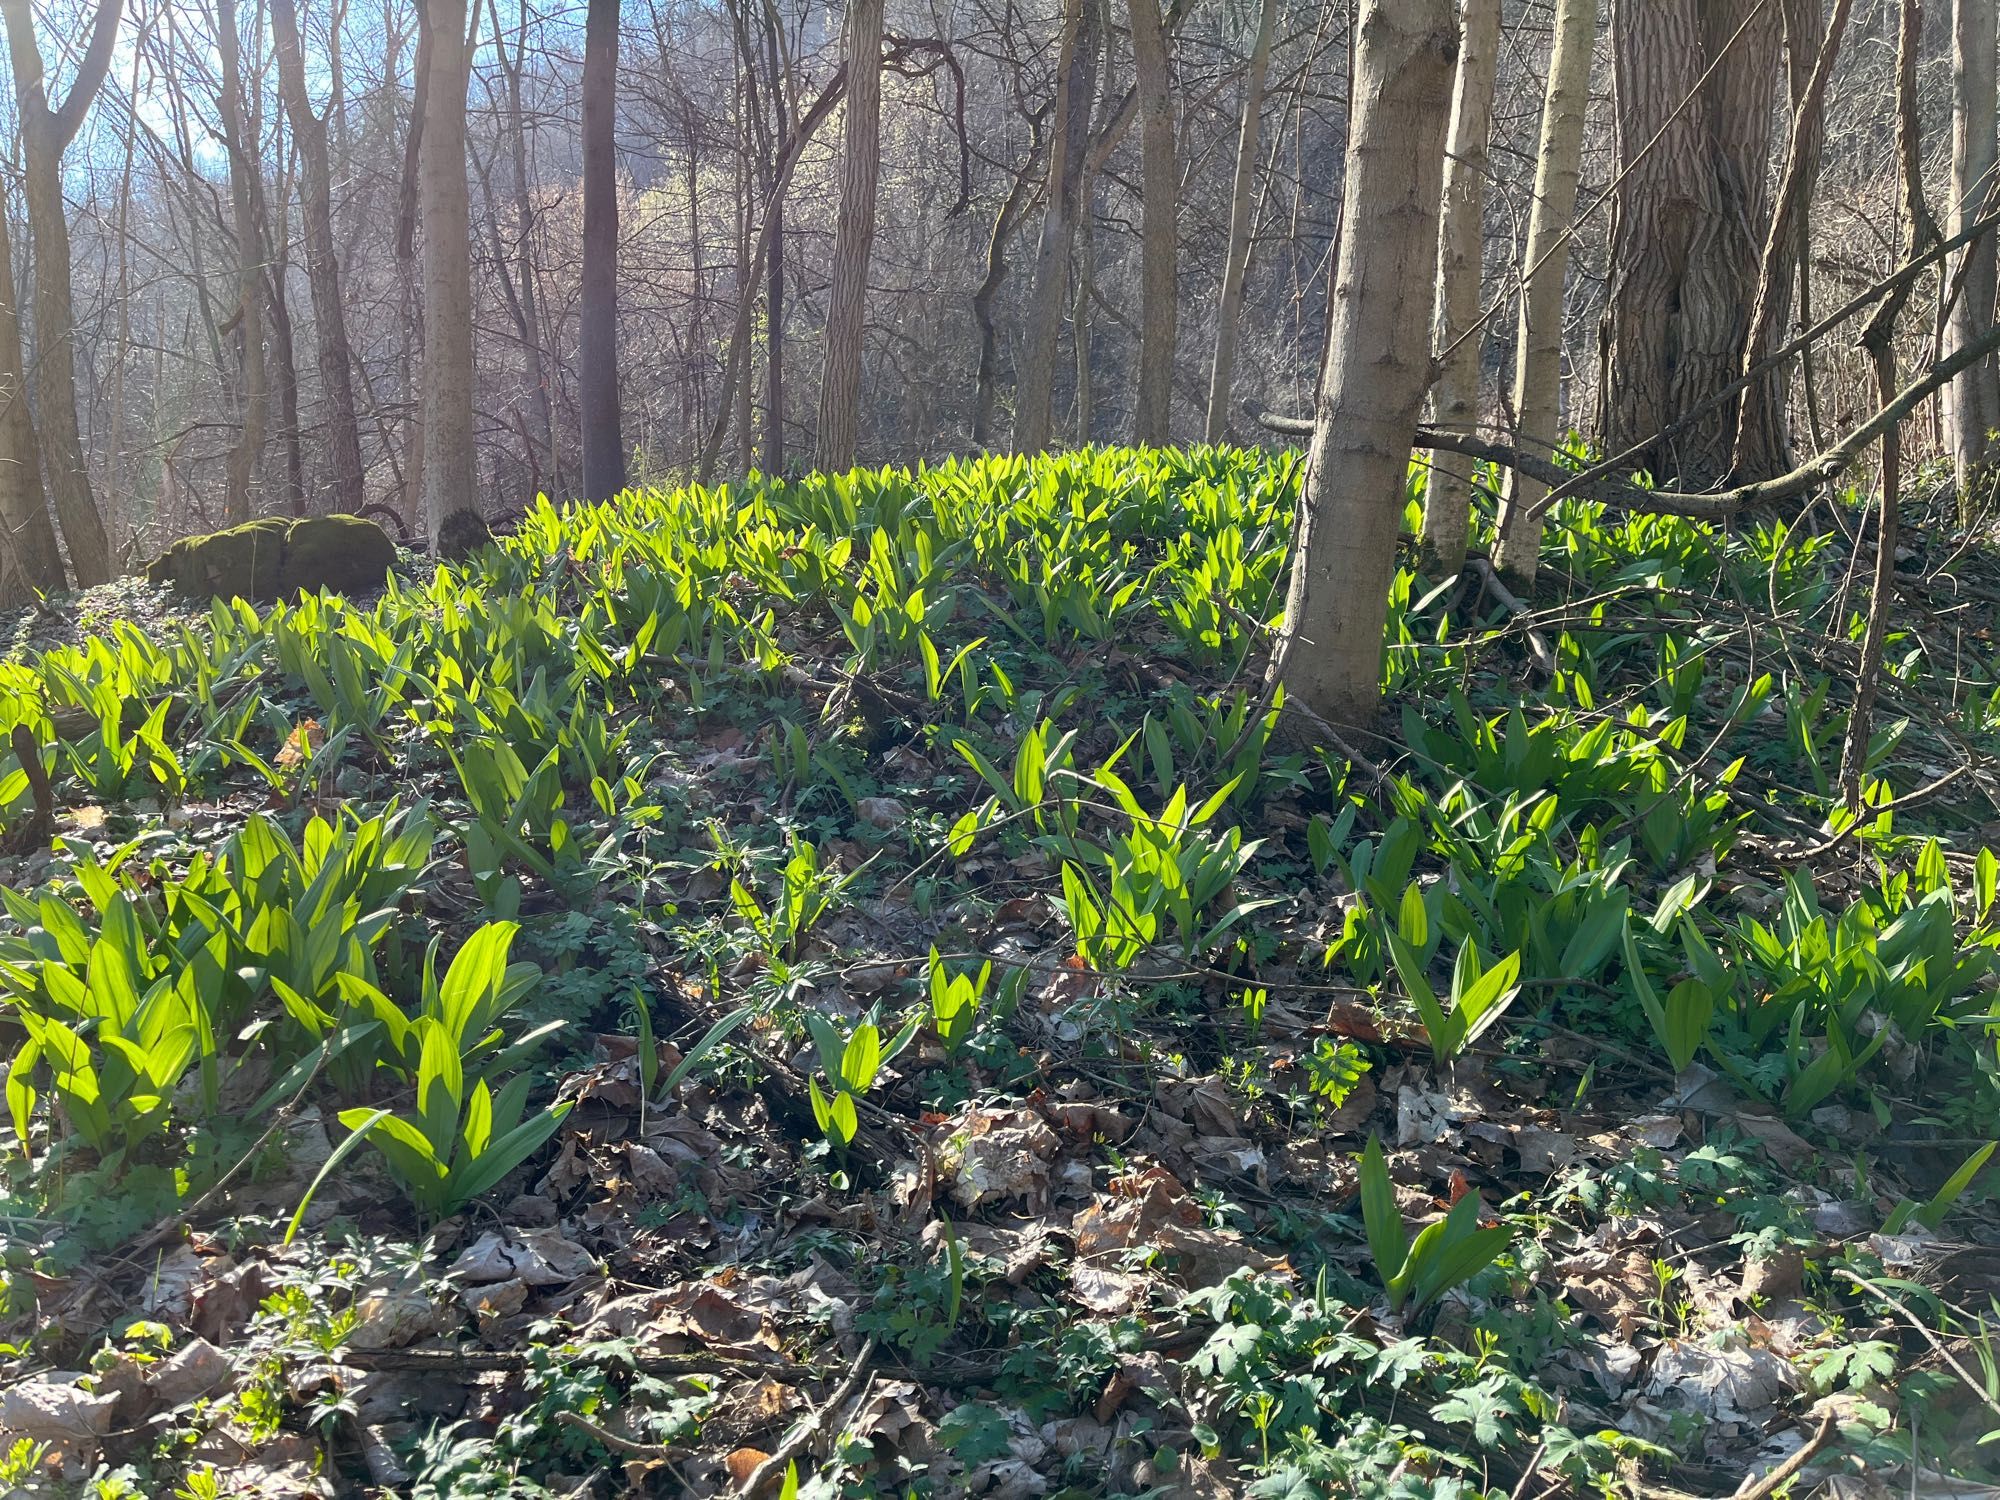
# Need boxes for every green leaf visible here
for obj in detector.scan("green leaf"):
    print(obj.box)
[656,1005,755,1101]
[840,1023,883,1094]
[292,1108,391,1243]
[1454,947,1522,1048]
[1398,881,1428,948]
[1358,1136,1408,1295]
[1386,931,1455,1059]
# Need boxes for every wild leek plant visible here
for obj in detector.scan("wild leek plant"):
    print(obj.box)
[1358,1136,1511,1314]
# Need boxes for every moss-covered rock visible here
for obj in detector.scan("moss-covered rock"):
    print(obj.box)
[276,515,400,596]
[146,515,399,603]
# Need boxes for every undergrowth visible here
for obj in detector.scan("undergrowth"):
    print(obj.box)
[0,446,1995,1497]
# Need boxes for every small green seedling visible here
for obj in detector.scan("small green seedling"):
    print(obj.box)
[1358,1135,1511,1313]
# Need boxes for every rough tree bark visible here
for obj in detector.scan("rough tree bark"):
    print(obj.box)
[580,0,627,497]
[1947,0,2000,507]
[1128,0,1176,444]
[1596,0,1781,489]
[1015,0,1102,455]
[1420,0,1501,574]
[815,0,886,472]
[1203,0,1276,445]
[1,0,120,585]
[1491,0,1596,585]
[0,200,60,602]
[273,0,368,515]
[419,0,479,542]
[1270,0,1456,728]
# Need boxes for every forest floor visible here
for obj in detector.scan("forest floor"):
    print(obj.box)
[0,447,1998,1499]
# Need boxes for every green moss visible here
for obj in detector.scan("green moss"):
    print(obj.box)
[146,514,399,603]
[277,515,399,597]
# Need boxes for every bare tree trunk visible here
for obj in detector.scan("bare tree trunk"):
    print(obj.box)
[1128,0,1176,444]
[580,0,627,497]
[217,0,268,526]
[698,68,846,483]
[1596,0,1780,489]
[1730,0,1847,480]
[419,0,478,541]
[491,0,558,493]
[1015,0,1101,455]
[1840,0,1932,809]
[1074,197,1094,443]
[1203,0,1276,445]
[2,0,120,585]
[971,105,1049,448]
[0,199,61,600]
[1947,0,2000,509]
[1491,0,1596,585]
[1420,0,1500,574]
[273,0,367,514]
[1269,0,1455,728]
[759,1,792,472]
[815,0,884,472]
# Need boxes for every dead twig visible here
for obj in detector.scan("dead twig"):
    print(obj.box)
[1734,1407,1839,1500]
[737,1335,878,1496]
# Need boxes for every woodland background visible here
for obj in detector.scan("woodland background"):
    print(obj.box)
[0,0,1976,588]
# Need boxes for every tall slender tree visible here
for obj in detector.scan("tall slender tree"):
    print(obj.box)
[272,0,368,515]
[1015,0,1102,455]
[580,0,627,497]
[1948,0,2000,506]
[0,192,60,601]
[1492,0,1596,584]
[215,0,268,525]
[815,0,885,472]
[1203,0,1276,444]
[418,0,479,541]
[1128,0,1176,444]
[1,0,121,585]
[1421,0,1501,575]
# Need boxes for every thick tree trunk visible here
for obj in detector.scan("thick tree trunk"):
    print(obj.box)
[1420,0,1501,574]
[2,0,119,586]
[1128,0,1176,444]
[1203,0,1276,445]
[580,0,627,497]
[0,200,61,602]
[815,0,885,472]
[1270,0,1456,728]
[419,0,478,542]
[1015,0,1102,455]
[1597,0,1780,489]
[217,0,268,526]
[272,0,367,515]
[1491,0,1596,584]
[1948,0,2000,506]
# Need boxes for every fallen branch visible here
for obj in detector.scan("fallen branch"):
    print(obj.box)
[1735,1408,1839,1500]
